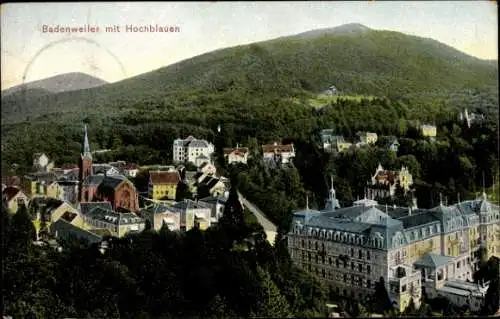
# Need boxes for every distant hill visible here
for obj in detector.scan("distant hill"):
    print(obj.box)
[1,24,497,123]
[1,72,107,96]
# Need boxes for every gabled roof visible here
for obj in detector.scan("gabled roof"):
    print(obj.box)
[204,177,222,189]
[50,218,103,244]
[188,140,210,148]
[80,202,113,215]
[1,175,21,187]
[199,196,228,205]
[84,175,105,186]
[2,186,20,201]
[150,171,181,185]
[97,175,128,191]
[223,147,250,155]
[141,203,180,215]
[25,172,58,183]
[61,163,79,170]
[60,210,78,223]
[87,207,144,225]
[173,199,210,211]
[374,170,399,184]
[414,252,454,268]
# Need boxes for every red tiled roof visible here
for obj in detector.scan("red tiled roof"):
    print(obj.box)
[3,186,20,201]
[223,147,249,155]
[261,144,294,153]
[375,170,399,184]
[61,163,78,170]
[2,176,21,187]
[150,171,181,185]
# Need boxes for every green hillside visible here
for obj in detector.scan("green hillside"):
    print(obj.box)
[1,24,497,124]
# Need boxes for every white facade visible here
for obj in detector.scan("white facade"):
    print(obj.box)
[223,147,249,165]
[262,143,295,165]
[173,136,215,164]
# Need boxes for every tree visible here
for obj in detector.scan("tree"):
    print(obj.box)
[253,266,292,318]
[481,278,500,315]
[372,277,392,313]
[11,202,36,246]
[175,182,192,201]
[219,186,246,231]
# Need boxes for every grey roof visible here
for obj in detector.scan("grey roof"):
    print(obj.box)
[199,196,227,205]
[80,202,113,216]
[173,199,210,211]
[413,252,454,268]
[141,203,180,215]
[25,172,58,183]
[399,212,440,229]
[204,177,221,189]
[320,129,335,136]
[86,207,144,225]
[84,175,105,186]
[59,170,79,181]
[92,164,113,175]
[437,286,473,297]
[322,205,374,219]
[308,216,373,233]
[50,218,102,245]
[97,175,128,190]
[187,140,209,148]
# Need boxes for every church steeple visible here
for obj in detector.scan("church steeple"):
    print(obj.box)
[83,124,92,160]
[79,124,93,202]
[325,175,341,211]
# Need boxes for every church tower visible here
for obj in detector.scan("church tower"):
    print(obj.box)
[78,125,93,202]
[325,176,341,211]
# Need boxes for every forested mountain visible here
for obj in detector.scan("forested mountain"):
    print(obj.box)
[2,72,107,96]
[1,24,497,123]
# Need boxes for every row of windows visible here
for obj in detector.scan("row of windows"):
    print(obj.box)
[300,252,372,274]
[299,241,373,261]
[297,229,385,248]
[306,265,375,289]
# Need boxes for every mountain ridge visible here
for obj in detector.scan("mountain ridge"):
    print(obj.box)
[1,24,497,124]
[1,72,108,97]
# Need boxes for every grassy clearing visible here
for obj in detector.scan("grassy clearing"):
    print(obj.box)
[291,94,376,108]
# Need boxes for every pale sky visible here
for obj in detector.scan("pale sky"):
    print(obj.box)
[1,1,498,90]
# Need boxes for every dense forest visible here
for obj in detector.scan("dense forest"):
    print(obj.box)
[3,91,498,214]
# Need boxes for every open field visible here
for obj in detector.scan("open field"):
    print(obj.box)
[292,94,377,108]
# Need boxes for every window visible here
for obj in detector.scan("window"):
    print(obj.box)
[401,284,407,292]
[367,265,371,274]
[301,239,305,247]
[343,261,347,268]
[457,262,460,269]
[367,251,371,260]
[351,248,354,257]
[367,279,372,288]
[315,242,319,250]
[358,264,363,272]
[343,274,347,282]
[336,260,340,268]
[358,250,363,259]
[351,262,355,270]
[322,269,326,278]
